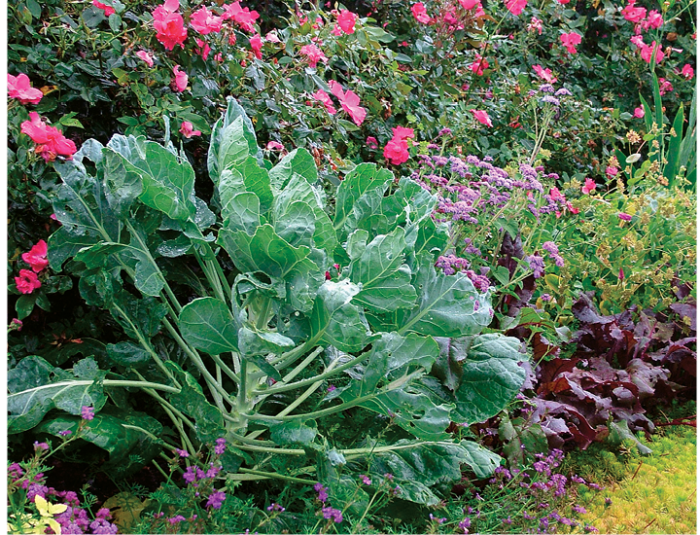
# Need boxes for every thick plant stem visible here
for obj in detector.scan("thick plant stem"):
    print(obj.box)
[237,468,316,484]
[253,350,365,396]
[275,358,342,418]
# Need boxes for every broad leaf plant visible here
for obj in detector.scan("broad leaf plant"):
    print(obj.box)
[8,99,527,505]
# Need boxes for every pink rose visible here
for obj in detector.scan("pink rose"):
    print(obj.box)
[172,65,188,92]
[470,54,489,75]
[93,0,115,16]
[20,112,77,162]
[391,126,415,141]
[384,138,410,165]
[222,2,259,33]
[135,50,155,67]
[560,32,582,54]
[22,240,49,273]
[366,136,379,149]
[581,177,596,194]
[533,65,557,84]
[633,106,645,118]
[15,269,41,294]
[470,109,493,127]
[250,34,263,59]
[681,64,694,79]
[411,3,431,24]
[337,10,357,34]
[8,73,43,105]
[506,0,527,16]
[328,80,367,126]
[312,89,337,115]
[190,6,223,35]
[152,0,188,51]
[179,121,201,138]
[299,43,328,68]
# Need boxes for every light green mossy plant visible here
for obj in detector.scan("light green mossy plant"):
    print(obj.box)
[566,421,696,534]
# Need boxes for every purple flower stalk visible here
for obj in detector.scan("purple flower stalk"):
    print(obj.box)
[322,506,343,523]
[215,437,227,455]
[81,406,95,421]
[314,483,328,503]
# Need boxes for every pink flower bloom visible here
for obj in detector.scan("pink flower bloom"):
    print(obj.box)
[642,10,663,30]
[135,50,155,67]
[459,0,479,10]
[93,0,115,16]
[560,32,582,54]
[633,106,645,118]
[618,212,632,221]
[266,141,284,151]
[152,0,188,51]
[312,89,337,115]
[384,138,410,165]
[299,43,328,68]
[195,38,211,60]
[366,136,379,149]
[81,406,95,421]
[20,112,77,162]
[328,80,367,126]
[190,6,223,35]
[638,40,664,64]
[622,1,646,23]
[605,166,619,177]
[557,0,570,4]
[22,240,48,273]
[15,269,41,294]
[527,17,543,34]
[533,64,557,83]
[549,187,565,202]
[566,201,580,214]
[470,54,489,75]
[172,65,188,92]
[222,2,259,32]
[411,3,431,24]
[392,126,415,141]
[506,0,527,16]
[179,121,201,138]
[265,31,281,43]
[618,268,625,281]
[658,77,673,95]
[470,109,493,127]
[250,34,263,59]
[581,177,596,194]
[8,73,43,105]
[337,10,357,34]
[681,64,694,79]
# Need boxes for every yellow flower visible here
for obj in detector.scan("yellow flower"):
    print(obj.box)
[5,495,68,535]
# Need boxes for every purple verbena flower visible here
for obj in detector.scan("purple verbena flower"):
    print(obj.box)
[215,437,227,455]
[206,490,226,509]
[322,506,343,523]
[360,475,372,485]
[175,449,189,458]
[81,406,94,421]
[168,515,186,524]
[314,483,328,503]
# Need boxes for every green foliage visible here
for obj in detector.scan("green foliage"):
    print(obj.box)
[13,100,528,507]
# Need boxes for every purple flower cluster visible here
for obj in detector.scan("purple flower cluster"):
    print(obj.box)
[472,448,604,534]
[541,241,564,267]
[322,506,343,523]
[206,490,226,509]
[314,483,329,503]
[214,437,227,455]
[435,255,491,292]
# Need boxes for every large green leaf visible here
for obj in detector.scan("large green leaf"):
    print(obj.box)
[8,356,107,434]
[448,334,527,425]
[308,280,372,352]
[36,408,163,463]
[348,227,417,312]
[240,156,274,213]
[268,148,317,190]
[273,171,336,253]
[101,148,143,217]
[333,163,393,237]
[365,439,501,505]
[48,227,102,271]
[399,253,492,338]
[219,169,262,235]
[129,142,196,222]
[218,226,325,312]
[209,97,263,183]
[179,297,239,355]
[338,333,448,440]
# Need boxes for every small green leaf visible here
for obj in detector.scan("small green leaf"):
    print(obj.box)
[270,421,317,446]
